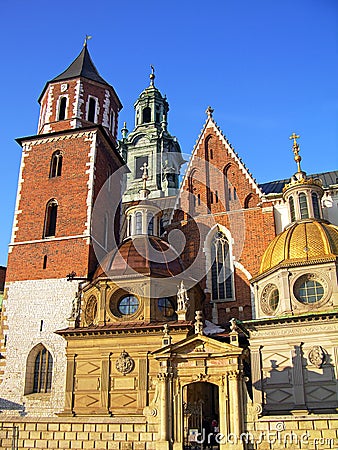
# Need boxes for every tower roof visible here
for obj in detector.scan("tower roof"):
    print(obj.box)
[51,44,109,85]
[38,45,122,108]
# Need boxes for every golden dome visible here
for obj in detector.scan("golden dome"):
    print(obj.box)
[259,220,338,275]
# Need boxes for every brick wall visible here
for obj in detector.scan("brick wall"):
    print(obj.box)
[170,121,276,325]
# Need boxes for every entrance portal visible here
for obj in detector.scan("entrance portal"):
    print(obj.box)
[183,382,219,449]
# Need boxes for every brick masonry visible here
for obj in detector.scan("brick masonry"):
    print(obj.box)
[0,416,337,449]
[171,119,276,325]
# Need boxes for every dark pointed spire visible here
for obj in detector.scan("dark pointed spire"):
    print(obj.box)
[51,45,109,86]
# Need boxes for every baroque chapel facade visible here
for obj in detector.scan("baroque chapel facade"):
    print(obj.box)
[0,45,337,450]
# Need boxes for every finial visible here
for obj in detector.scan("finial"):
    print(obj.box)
[150,65,155,86]
[289,132,302,173]
[206,106,214,118]
[83,35,92,47]
[121,121,128,139]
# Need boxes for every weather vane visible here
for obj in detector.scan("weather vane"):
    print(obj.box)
[83,35,92,46]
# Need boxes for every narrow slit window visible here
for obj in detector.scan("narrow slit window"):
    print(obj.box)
[49,151,63,178]
[57,97,67,120]
[135,212,142,234]
[312,193,320,219]
[44,200,58,238]
[289,196,296,222]
[88,97,97,122]
[299,193,309,219]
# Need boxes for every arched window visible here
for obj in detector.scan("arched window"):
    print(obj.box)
[142,107,151,123]
[33,347,53,393]
[44,199,58,238]
[312,193,320,219]
[211,231,233,300]
[87,97,97,123]
[135,212,142,234]
[289,196,296,222]
[299,193,309,219]
[244,193,253,209]
[57,97,67,121]
[49,151,63,178]
[25,345,53,395]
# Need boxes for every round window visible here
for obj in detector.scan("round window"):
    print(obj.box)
[268,288,279,312]
[295,277,324,304]
[260,284,279,315]
[158,297,175,317]
[118,295,139,315]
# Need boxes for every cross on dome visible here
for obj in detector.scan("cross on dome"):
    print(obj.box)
[289,132,302,173]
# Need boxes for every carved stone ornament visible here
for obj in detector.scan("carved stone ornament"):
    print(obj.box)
[115,350,135,375]
[308,345,326,368]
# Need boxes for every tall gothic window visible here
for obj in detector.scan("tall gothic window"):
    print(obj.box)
[49,151,63,178]
[57,97,67,120]
[299,193,309,219]
[44,199,58,238]
[211,231,233,300]
[33,347,53,393]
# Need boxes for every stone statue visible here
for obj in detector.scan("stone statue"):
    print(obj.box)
[177,280,189,312]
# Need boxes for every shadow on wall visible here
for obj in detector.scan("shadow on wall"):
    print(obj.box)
[0,398,26,416]
[253,344,338,414]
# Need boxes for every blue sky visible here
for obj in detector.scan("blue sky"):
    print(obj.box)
[0,0,337,266]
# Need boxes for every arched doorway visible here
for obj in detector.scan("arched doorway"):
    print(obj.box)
[183,382,219,449]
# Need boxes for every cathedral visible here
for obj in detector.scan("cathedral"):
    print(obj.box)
[0,44,337,450]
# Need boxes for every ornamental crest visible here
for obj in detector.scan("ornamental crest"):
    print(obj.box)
[116,350,135,375]
[308,345,326,368]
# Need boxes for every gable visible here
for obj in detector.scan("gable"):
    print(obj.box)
[179,117,262,213]
[153,333,242,358]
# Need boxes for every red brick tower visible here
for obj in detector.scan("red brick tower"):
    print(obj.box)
[0,43,124,416]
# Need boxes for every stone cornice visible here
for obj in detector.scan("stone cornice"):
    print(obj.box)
[56,321,193,337]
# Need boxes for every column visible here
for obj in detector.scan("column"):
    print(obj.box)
[157,373,171,450]
[228,370,241,437]
[60,353,76,416]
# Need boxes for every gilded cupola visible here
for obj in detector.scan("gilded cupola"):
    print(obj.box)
[252,134,338,318]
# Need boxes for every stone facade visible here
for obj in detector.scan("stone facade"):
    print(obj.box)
[0,279,77,416]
